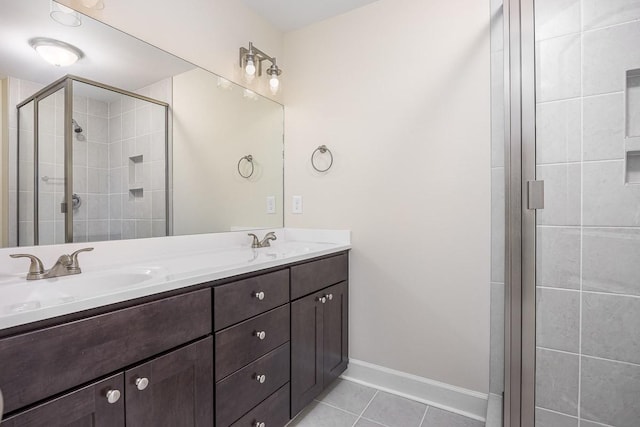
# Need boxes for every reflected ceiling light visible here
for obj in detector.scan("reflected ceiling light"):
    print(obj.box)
[50,1,82,27]
[239,42,283,93]
[81,0,105,9]
[30,38,84,67]
[217,77,232,90]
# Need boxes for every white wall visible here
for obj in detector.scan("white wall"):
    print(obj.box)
[0,79,6,246]
[283,0,491,392]
[58,0,492,393]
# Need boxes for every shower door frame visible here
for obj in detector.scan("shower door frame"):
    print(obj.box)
[503,0,536,426]
[16,75,171,244]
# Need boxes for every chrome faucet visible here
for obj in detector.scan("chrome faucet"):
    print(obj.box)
[248,232,277,248]
[10,247,94,280]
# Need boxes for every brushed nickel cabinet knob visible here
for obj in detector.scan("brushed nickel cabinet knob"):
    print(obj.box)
[135,377,149,391]
[316,296,326,304]
[255,330,266,340]
[254,422,266,427]
[255,374,266,384]
[326,293,333,301]
[254,291,265,301]
[106,389,121,404]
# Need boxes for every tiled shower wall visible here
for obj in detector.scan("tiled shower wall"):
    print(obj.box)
[535,1,640,426]
[107,79,168,240]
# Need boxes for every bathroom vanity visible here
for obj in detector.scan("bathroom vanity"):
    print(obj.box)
[0,232,350,426]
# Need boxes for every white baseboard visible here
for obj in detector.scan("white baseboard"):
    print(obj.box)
[340,359,488,422]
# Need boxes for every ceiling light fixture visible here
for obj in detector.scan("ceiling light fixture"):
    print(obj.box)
[239,42,283,94]
[30,38,84,67]
[50,1,82,27]
[81,0,105,9]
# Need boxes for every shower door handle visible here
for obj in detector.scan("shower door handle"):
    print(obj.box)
[527,180,544,210]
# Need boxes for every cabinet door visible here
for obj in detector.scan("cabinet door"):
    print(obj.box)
[290,291,324,417]
[323,281,349,386]
[1,374,124,427]
[125,337,213,427]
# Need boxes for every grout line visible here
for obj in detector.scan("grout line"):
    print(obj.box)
[536,16,640,43]
[537,224,640,230]
[578,1,585,419]
[537,158,623,167]
[537,346,640,368]
[536,90,623,106]
[418,406,429,427]
[314,400,362,418]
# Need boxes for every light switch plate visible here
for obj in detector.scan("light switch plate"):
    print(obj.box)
[292,195,303,214]
[266,196,276,214]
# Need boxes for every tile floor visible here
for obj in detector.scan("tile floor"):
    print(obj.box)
[287,379,485,427]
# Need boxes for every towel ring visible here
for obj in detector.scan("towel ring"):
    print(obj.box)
[237,155,254,178]
[311,145,333,172]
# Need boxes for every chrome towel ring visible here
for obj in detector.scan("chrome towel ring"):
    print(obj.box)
[237,154,254,178]
[311,145,333,172]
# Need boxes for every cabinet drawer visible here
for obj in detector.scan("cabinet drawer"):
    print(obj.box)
[290,253,348,300]
[216,304,290,381]
[230,383,290,427]
[216,343,290,427]
[0,288,211,414]
[1,373,124,427]
[214,269,289,331]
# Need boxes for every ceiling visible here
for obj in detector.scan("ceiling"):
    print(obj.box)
[0,0,195,96]
[241,0,380,32]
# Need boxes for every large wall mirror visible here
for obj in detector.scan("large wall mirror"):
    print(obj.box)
[0,0,284,248]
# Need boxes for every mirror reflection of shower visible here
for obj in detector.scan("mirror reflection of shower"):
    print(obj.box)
[71,118,85,141]
[15,75,169,246]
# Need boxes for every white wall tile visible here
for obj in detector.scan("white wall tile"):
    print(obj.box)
[583,0,640,30]
[536,35,581,102]
[536,99,582,164]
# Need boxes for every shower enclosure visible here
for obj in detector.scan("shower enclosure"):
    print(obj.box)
[499,0,640,426]
[16,75,169,246]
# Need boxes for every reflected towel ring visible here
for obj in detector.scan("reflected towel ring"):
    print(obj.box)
[238,154,254,178]
[311,145,333,172]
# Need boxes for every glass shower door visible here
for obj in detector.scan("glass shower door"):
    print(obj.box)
[36,87,66,245]
[533,1,640,426]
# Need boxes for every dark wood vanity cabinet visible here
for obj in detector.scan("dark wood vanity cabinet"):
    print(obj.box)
[290,254,349,417]
[1,338,213,427]
[0,251,349,427]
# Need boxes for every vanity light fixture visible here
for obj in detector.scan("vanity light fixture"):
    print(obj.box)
[30,38,84,67]
[50,1,82,27]
[239,42,283,93]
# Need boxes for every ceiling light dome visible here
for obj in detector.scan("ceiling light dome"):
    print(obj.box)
[30,38,84,67]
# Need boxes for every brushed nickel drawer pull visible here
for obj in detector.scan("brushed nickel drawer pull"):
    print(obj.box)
[254,291,265,301]
[253,422,266,427]
[254,374,266,384]
[254,330,266,340]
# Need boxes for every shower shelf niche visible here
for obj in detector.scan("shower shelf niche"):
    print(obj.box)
[128,154,144,196]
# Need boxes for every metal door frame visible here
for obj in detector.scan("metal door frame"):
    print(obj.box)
[504,0,536,426]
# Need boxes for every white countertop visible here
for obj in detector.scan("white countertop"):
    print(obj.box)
[0,228,350,331]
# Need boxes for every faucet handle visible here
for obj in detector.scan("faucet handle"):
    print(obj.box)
[248,233,260,249]
[68,247,94,273]
[10,254,46,280]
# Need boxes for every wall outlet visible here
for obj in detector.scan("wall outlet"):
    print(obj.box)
[292,195,303,214]
[266,196,276,214]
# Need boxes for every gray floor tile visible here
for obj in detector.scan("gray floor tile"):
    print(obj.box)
[534,407,578,427]
[287,401,358,427]
[317,379,377,415]
[355,418,387,427]
[420,407,484,427]
[362,392,427,427]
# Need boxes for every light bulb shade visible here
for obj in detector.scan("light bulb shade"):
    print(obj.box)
[245,58,256,76]
[50,1,81,26]
[269,75,280,93]
[30,38,83,67]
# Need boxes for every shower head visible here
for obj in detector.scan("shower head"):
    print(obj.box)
[71,119,83,134]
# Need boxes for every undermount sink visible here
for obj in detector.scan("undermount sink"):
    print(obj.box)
[0,270,158,316]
